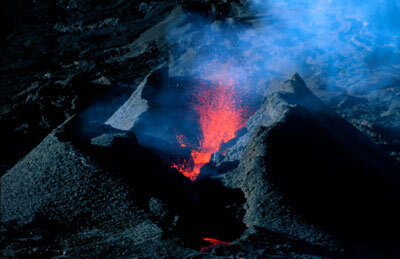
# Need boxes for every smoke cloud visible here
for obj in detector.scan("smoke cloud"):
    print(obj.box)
[167,0,400,95]
[102,1,400,180]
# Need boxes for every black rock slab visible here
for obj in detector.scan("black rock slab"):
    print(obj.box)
[211,74,400,257]
[0,114,200,257]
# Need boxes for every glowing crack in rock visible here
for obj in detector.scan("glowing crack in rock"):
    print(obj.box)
[200,237,231,252]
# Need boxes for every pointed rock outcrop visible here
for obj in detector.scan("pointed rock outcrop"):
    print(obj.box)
[205,73,400,257]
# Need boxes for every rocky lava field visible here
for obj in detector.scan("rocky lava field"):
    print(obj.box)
[1,1,400,258]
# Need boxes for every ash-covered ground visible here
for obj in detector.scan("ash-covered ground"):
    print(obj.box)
[1,1,400,258]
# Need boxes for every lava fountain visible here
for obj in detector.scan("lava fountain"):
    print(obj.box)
[172,79,248,181]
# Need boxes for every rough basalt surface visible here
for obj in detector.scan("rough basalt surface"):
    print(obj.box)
[2,74,400,257]
[2,0,399,176]
[2,0,400,258]
[204,74,400,257]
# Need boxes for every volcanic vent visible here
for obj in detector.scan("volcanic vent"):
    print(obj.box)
[4,71,400,257]
[171,79,250,180]
[107,68,257,181]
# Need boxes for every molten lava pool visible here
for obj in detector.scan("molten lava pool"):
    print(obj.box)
[172,79,248,181]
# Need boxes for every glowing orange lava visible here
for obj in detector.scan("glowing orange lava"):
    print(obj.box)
[200,237,231,252]
[173,80,247,181]
[176,135,187,148]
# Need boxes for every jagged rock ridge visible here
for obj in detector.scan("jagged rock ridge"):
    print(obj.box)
[2,73,400,257]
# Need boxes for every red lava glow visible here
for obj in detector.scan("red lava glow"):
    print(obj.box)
[176,135,187,148]
[200,237,231,252]
[172,79,247,181]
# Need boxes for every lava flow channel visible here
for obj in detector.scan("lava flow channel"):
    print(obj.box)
[173,80,247,181]
[200,237,231,252]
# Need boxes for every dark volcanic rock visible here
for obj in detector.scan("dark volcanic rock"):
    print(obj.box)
[0,114,199,257]
[207,74,400,257]
[333,88,400,161]
[0,1,183,176]
[0,0,260,177]
[2,73,400,257]
[0,111,242,257]
[3,0,399,257]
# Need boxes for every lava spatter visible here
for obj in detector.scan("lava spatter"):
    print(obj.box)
[172,79,247,181]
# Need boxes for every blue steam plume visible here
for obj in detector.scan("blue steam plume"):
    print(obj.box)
[168,0,400,95]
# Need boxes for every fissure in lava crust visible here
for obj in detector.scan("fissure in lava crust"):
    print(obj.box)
[172,79,248,181]
[200,237,232,252]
